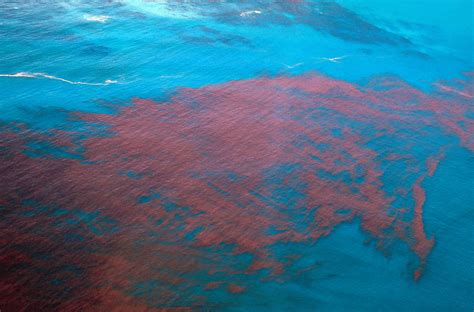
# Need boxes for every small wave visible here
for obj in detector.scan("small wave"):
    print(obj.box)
[121,0,200,19]
[317,55,349,63]
[283,62,304,69]
[240,10,262,17]
[0,72,120,86]
[157,75,183,79]
[83,14,112,23]
[434,83,473,98]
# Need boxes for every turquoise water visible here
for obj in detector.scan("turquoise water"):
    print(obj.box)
[0,1,473,311]
[1,0,472,122]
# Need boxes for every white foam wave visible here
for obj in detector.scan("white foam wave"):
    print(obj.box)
[240,10,262,17]
[84,14,112,23]
[0,72,120,86]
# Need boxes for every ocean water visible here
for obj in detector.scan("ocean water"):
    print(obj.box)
[0,1,473,311]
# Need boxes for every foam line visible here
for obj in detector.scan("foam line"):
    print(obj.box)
[0,72,119,86]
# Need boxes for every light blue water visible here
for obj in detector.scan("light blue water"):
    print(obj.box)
[1,0,472,124]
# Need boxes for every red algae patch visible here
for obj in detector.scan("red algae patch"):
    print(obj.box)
[0,72,472,309]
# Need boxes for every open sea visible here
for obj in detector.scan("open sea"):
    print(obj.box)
[0,1,473,311]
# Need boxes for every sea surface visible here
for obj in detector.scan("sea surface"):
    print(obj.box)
[0,1,473,311]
